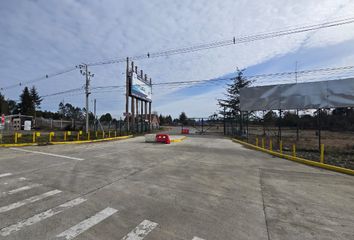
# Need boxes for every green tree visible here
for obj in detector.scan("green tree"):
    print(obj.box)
[179,112,188,125]
[19,87,35,115]
[99,113,113,123]
[159,114,165,125]
[218,68,250,117]
[30,86,42,110]
[58,102,84,120]
[166,115,173,125]
[0,92,9,114]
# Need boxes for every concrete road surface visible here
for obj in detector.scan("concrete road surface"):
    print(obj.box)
[0,135,353,240]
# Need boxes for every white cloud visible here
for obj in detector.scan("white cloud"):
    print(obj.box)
[1,0,354,117]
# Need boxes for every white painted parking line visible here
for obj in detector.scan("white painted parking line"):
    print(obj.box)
[0,197,87,237]
[9,148,84,161]
[121,219,158,240]
[56,207,118,240]
[0,189,61,213]
[1,177,27,186]
[0,183,42,198]
[0,173,12,178]
[192,237,206,240]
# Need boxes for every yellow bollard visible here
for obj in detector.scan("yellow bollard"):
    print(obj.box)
[292,144,296,157]
[87,132,90,140]
[269,139,273,151]
[49,133,52,142]
[64,132,67,141]
[320,144,325,163]
[262,138,265,149]
[108,131,111,138]
[279,140,283,154]
[32,132,36,143]
[77,132,80,141]
[256,138,259,147]
[14,132,18,144]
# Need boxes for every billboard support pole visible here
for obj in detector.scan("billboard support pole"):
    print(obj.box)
[131,96,135,133]
[125,57,130,132]
[135,98,139,132]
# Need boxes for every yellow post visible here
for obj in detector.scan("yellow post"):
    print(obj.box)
[49,133,52,142]
[256,138,259,147]
[261,138,265,148]
[269,139,273,151]
[64,132,67,141]
[279,140,283,154]
[108,131,111,138]
[77,132,80,141]
[32,132,36,143]
[320,144,325,163]
[87,132,90,140]
[14,132,18,144]
[292,144,296,157]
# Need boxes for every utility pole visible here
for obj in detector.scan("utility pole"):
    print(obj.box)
[126,57,130,132]
[94,99,97,131]
[78,64,94,133]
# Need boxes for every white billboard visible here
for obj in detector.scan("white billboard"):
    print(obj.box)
[130,72,152,102]
[240,78,354,111]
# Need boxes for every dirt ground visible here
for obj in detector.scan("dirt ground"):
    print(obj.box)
[246,125,354,170]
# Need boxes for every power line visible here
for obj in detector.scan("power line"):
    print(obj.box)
[1,67,77,91]
[87,17,354,66]
[40,64,354,99]
[3,16,354,91]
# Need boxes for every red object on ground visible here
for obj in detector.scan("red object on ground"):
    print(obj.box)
[181,128,189,134]
[156,134,171,144]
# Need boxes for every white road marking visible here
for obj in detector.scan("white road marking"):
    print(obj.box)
[0,173,12,178]
[1,177,27,186]
[0,197,86,236]
[121,220,158,240]
[0,189,61,213]
[9,148,84,161]
[56,207,118,240]
[0,183,42,198]
[192,237,206,240]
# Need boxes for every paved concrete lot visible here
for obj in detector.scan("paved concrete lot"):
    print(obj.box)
[0,135,353,240]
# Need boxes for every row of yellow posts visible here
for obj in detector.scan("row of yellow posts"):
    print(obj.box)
[14,131,118,144]
[255,137,325,163]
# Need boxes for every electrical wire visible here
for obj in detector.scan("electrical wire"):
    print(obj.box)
[40,64,354,99]
[3,17,354,91]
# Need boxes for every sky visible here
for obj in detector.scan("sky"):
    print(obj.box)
[1,0,354,118]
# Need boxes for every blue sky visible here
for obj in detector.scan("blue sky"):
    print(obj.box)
[1,0,354,118]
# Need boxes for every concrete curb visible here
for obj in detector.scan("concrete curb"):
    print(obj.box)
[0,135,133,148]
[170,136,188,143]
[232,138,354,176]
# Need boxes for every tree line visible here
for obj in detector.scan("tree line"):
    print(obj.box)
[0,87,119,124]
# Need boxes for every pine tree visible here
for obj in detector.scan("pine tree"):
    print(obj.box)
[30,86,42,110]
[0,92,9,114]
[218,68,250,117]
[179,112,188,125]
[19,87,35,115]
